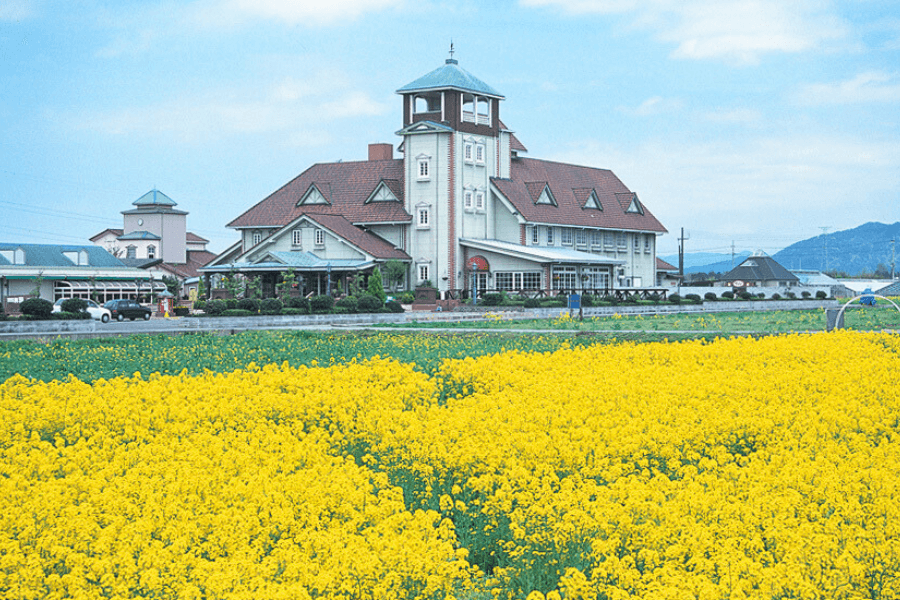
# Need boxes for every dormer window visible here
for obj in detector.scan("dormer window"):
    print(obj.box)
[252,232,262,246]
[147,245,156,259]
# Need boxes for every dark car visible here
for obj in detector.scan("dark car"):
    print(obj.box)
[103,299,152,321]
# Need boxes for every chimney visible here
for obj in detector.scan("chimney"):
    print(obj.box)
[368,143,393,161]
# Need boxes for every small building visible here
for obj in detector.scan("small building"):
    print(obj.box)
[718,251,799,288]
[0,243,165,313]
[656,257,680,288]
[91,190,216,298]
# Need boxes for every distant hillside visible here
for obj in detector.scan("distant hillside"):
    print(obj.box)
[659,251,750,274]
[773,222,900,275]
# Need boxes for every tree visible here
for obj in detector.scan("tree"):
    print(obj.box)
[275,269,297,301]
[348,272,365,297]
[367,267,386,303]
[224,269,244,298]
[383,260,406,291]
[245,275,262,300]
[162,275,179,296]
[30,271,44,297]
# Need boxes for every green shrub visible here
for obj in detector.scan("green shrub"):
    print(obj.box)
[523,298,541,309]
[771,293,782,300]
[173,306,190,317]
[396,291,415,304]
[669,294,681,305]
[282,307,305,315]
[581,294,595,307]
[481,292,503,307]
[335,296,358,313]
[51,311,90,320]
[61,298,88,313]
[786,292,797,300]
[193,300,206,312]
[646,293,660,304]
[722,291,735,300]
[225,299,238,310]
[310,295,334,313]
[704,292,718,301]
[237,298,260,312]
[816,290,828,299]
[222,309,254,317]
[357,294,383,313]
[21,298,53,319]
[801,291,811,299]
[738,291,753,300]
[685,293,701,303]
[204,299,227,315]
[286,296,309,312]
[260,298,283,314]
[333,306,353,315]
[385,300,404,313]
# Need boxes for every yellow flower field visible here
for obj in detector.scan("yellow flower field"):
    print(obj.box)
[2,331,899,599]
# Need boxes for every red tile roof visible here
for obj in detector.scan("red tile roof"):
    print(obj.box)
[228,159,410,229]
[186,232,209,243]
[304,214,410,261]
[492,157,667,233]
[156,250,219,279]
[656,257,678,271]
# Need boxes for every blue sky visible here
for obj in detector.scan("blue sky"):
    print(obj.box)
[2,0,898,256]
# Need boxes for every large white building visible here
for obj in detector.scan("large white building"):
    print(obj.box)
[203,58,667,297]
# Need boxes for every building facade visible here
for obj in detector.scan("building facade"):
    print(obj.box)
[203,58,667,297]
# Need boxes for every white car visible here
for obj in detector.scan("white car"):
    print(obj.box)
[52,298,112,323]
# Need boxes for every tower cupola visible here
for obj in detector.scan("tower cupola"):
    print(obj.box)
[397,57,504,135]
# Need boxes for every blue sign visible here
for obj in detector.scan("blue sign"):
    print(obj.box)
[568,293,581,309]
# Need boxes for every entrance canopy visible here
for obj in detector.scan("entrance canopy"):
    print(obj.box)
[459,238,625,266]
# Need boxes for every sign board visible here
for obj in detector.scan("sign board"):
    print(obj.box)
[568,293,581,309]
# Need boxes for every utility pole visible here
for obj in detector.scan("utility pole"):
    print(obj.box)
[731,241,736,268]
[819,226,831,273]
[678,228,689,282]
[892,238,896,280]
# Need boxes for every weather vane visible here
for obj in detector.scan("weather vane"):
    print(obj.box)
[449,41,455,60]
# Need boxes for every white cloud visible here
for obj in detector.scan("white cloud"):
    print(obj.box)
[77,77,390,143]
[521,0,847,65]
[0,0,33,21]
[794,71,900,105]
[620,96,682,116]
[703,108,762,123]
[547,132,900,250]
[193,0,404,27]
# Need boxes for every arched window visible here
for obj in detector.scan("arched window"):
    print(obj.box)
[147,245,156,259]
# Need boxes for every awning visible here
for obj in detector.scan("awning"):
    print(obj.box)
[55,280,167,292]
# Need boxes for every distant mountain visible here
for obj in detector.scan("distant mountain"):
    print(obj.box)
[659,251,751,274]
[773,222,900,275]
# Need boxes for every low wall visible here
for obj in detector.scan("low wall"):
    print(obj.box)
[0,299,839,338]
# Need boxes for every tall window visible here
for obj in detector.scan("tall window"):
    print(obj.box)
[551,266,577,290]
[417,158,430,180]
[617,232,627,249]
[464,142,473,163]
[147,245,156,259]
[531,226,540,245]
[315,229,325,247]
[644,236,652,253]
[292,229,302,247]
[634,235,641,251]
[591,231,602,248]
[126,245,136,259]
[547,227,554,245]
[561,228,573,246]
[464,190,473,210]
[475,143,485,164]
[418,264,429,283]
[475,191,485,211]
[575,230,586,247]
[252,231,262,246]
[417,207,430,228]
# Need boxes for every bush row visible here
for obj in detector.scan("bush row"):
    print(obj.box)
[195,294,403,316]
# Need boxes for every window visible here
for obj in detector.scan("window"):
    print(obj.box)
[464,190,473,210]
[531,226,540,245]
[147,245,156,259]
[464,142,473,163]
[644,236,652,253]
[582,267,610,290]
[417,158,430,180]
[575,230,586,247]
[417,207,430,228]
[561,228,573,246]
[475,143,485,164]
[496,271,543,291]
[591,231,602,248]
[315,229,325,247]
[604,232,615,249]
[634,235,641,251]
[126,245,136,259]
[252,231,262,246]
[475,191,485,211]
[418,264,429,283]
[547,227,554,245]
[292,229,302,247]
[551,266,577,290]
[617,232,627,249]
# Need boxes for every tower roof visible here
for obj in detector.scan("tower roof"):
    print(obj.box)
[133,189,177,207]
[396,59,504,99]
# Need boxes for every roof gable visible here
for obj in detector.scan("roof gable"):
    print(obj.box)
[299,183,331,206]
[575,188,603,210]
[365,180,401,204]
[526,182,557,206]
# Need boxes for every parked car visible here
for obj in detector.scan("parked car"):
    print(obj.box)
[52,298,112,323]
[103,299,152,321]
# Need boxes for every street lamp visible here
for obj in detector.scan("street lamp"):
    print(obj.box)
[471,259,478,306]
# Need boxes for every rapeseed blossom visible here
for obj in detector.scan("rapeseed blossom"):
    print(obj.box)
[1,331,899,599]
